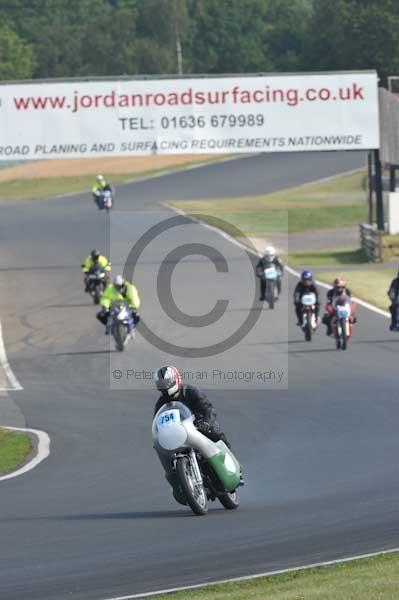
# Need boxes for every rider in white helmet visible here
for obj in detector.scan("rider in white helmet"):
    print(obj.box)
[256,245,284,301]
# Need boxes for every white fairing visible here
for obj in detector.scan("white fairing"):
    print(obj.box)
[118,306,129,320]
[337,304,350,319]
[302,293,316,306]
[103,190,112,207]
[264,266,277,280]
[156,409,188,450]
[157,424,187,450]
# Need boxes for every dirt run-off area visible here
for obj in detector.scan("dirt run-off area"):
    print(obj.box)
[0,154,222,181]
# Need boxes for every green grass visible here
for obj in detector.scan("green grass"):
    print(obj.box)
[317,269,393,311]
[0,156,228,201]
[183,204,366,236]
[288,248,369,266]
[0,428,31,475]
[171,170,367,236]
[152,552,399,600]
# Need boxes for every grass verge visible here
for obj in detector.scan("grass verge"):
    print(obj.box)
[288,248,369,266]
[170,171,367,235]
[152,552,399,600]
[316,269,393,311]
[0,156,229,201]
[0,428,31,475]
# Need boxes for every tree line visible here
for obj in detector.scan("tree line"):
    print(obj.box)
[0,0,398,83]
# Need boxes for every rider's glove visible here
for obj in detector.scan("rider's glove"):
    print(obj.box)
[196,420,211,434]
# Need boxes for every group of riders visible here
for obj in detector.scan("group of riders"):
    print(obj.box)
[83,179,399,501]
[256,245,359,335]
[82,248,140,333]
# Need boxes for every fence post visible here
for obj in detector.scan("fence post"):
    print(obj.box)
[374,150,385,231]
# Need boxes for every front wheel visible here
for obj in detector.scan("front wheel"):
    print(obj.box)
[266,281,275,309]
[176,456,208,516]
[219,490,239,510]
[341,319,348,350]
[93,284,102,305]
[305,320,312,342]
[114,322,126,352]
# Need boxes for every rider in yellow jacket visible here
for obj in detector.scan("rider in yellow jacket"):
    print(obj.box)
[98,275,140,332]
[92,174,113,209]
[82,249,111,291]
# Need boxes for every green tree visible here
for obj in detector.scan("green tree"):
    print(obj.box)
[186,0,274,74]
[0,23,36,80]
[307,0,399,82]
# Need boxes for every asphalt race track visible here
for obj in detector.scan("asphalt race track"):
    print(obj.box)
[1,151,399,600]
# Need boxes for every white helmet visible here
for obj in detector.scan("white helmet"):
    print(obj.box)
[96,174,105,183]
[114,274,125,290]
[264,246,276,260]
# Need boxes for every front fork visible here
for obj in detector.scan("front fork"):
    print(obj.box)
[176,450,203,487]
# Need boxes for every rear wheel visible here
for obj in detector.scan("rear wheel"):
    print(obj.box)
[219,490,239,510]
[114,322,126,352]
[176,456,208,516]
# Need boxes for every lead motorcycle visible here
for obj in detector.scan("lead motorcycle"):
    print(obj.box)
[109,300,135,351]
[153,401,242,516]
[301,292,318,341]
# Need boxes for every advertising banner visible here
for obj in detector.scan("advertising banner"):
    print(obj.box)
[0,71,379,159]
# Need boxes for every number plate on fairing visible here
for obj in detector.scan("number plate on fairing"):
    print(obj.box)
[264,266,277,280]
[157,409,181,429]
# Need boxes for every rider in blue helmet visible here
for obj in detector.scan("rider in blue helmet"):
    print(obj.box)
[293,270,320,326]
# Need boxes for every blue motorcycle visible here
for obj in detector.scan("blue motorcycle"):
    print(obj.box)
[109,301,135,351]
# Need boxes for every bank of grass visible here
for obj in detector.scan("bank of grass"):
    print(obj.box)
[152,552,399,600]
[0,428,31,475]
[317,268,393,311]
[288,247,369,266]
[0,156,228,201]
[170,170,367,235]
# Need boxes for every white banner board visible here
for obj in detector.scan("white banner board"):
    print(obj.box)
[0,72,379,160]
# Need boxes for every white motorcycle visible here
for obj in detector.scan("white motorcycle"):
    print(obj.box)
[264,265,281,309]
[301,292,318,341]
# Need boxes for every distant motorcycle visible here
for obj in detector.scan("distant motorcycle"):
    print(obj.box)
[264,265,281,309]
[94,188,114,211]
[109,301,135,351]
[328,299,355,350]
[301,292,318,341]
[390,295,399,331]
[86,265,108,305]
[153,401,242,516]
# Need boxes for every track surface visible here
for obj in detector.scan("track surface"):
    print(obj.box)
[1,151,399,600]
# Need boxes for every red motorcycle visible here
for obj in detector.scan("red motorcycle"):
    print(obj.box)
[326,297,356,350]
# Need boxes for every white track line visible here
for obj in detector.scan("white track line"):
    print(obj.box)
[167,204,390,319]
[0,320,23,391]
[0,426,50,481]
[103,547,399,599]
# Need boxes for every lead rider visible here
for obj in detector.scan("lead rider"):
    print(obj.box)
[154,366,230,447]
[154,366,243,503]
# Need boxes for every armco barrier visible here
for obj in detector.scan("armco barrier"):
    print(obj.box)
[359,223,382,261]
